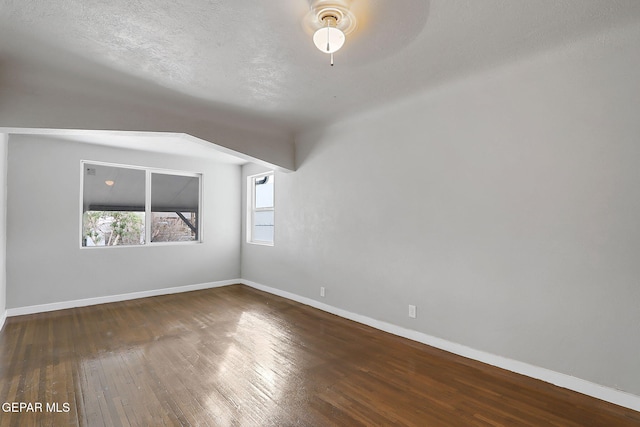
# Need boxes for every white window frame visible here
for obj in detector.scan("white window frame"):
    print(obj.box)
[80,160,203,248]
[247,171,275,246]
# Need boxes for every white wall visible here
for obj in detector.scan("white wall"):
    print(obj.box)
[242,22,640,396]
[7,135,241,309]
[0,134,8,329]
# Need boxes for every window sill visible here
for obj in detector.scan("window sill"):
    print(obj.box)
[247,241,274,247]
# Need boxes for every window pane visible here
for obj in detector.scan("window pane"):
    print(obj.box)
[253,211,274,243]
[151,212,198,242]
[82,164,145,246]
[151,173,200,242]
[255,175,274,208]
[83,211,145,246]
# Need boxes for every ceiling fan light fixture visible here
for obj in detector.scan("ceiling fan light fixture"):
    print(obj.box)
[307,3,357,66]
[313,16,345,54]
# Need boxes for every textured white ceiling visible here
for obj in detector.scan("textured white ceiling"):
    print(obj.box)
[2,0,640,134]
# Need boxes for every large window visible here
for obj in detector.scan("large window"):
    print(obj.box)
[82,162,201,247]
[248,172,274,245]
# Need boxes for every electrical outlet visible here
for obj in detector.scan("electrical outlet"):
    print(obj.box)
[320,286,326,297]
[408,305,417,319]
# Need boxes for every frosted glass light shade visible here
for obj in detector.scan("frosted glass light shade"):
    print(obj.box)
[313,26,345,54]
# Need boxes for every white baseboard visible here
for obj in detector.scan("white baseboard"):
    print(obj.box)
[6,279,240,317]
[239,279,640,413]
[0,309,6,332]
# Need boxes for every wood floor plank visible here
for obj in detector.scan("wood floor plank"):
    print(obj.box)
[0,284,638,426]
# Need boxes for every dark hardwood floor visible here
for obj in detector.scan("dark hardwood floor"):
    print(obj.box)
[0,284,638,426]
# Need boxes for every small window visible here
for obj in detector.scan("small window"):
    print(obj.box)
[82,162,201,247]
[248,173,274,245]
